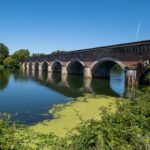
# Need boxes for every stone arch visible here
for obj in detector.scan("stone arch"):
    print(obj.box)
[91,57,126,78]
[34,62,39,70]
[41,61,48,71]
[66,59,85,76]
[51,60,62,73]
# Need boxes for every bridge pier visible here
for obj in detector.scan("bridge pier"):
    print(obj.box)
[84,66,92,78]
[83,78,92,92]
[21,63,26,70]
[31,63,35,70]
[38,63,42,71]
[61,65,68,75]
[125,68,137,86]
[48,65,52,72]
[26,63,30,69]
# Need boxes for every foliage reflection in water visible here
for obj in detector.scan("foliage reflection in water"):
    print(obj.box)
[0,68,125,124]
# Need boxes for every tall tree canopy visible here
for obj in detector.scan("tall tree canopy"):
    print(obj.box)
[0,43,9,65]
[12,49,30,60]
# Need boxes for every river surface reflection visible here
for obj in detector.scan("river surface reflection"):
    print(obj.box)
[0,69,125,124]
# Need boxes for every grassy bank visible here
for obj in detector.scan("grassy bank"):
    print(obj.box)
[31,94,118,137]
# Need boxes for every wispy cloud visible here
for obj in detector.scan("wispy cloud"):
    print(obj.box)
[136,21,141,41]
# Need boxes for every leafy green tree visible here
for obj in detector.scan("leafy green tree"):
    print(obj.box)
[3,57,15,68]
[12,49,30,61]
[0,43,9,65]
[12,49,30,68]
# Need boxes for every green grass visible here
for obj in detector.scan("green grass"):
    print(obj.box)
[30,94,118,137]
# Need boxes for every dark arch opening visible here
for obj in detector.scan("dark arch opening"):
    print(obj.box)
[92,61,125,96]
[92,61,124,79]
[34,62,39,70]
[42,62,48,71]
[140,66,150,85]
[67,61,84,76]
[29,62,32,70]
[52,61,62,73]
[41,62,48,81]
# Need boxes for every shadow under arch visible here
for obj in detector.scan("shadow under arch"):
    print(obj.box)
[41,61,48,71]
[40,61,48,81]
[29,62,32,70]
[51,60,62,73]
[91,57,126,78]
[34,62,39,70]
[66,59,85,76]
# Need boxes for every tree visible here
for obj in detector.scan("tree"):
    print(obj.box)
[3,57,15,68]
[50,50,66,55]
[31,53,46,58]
[11,49,30,68]
[0,43,9,65]
[12,49,30,61]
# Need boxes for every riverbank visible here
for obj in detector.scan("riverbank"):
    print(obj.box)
[30,94,119,137]
[1,89,149,149]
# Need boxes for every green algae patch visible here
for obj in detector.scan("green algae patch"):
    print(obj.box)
[30,94,118,137]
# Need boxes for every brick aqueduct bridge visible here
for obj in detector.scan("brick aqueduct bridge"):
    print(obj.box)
[21,40,150,85]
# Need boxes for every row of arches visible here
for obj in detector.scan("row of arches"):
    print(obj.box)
[23,58,126,78]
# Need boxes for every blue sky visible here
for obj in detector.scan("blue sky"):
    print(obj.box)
[0,0,150,54]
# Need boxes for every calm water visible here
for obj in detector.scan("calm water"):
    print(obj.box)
[0,69,125,124]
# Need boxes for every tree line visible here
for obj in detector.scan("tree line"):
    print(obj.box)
[0,43,65,69]
[0,43,30,69]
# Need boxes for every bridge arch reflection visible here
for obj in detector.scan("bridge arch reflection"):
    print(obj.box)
[34,62,39,70]
[21,69,127,98]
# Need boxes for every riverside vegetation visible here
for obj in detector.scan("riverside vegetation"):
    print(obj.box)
[0,43,150,149]
[0,88,150,150]
[0,43,65,70]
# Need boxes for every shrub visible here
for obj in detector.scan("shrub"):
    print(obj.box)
[3,57,15,68]
[52,89,150,150]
